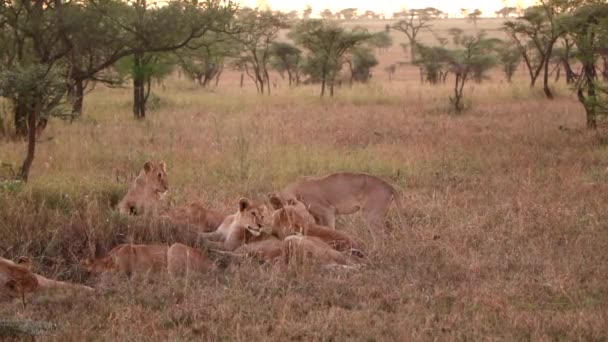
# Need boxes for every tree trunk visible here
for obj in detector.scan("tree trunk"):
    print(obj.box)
[542,49,554,99]
[71,78,85,115]
[18,101,40,181]
[240,73,244,88]
[133,52,146,119]
[320,78,326,97]
[13,98,29,137]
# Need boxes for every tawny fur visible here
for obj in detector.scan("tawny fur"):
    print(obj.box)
[117,160,169,216]
[167,243,215,277]
[84,244,169,276]
[277,172,404,229]
[200,197,269,251]
[271,205,364,253]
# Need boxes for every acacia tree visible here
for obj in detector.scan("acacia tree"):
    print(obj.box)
[0,0,77,180]
[290,19,371,97]
[413,43,450,85]
[338,8,357,21]
[391,9,432,61]
[346,46,378,83]
[231,9,289,95]
[496,40,521,83]
[467,9,482,30]
[560,2,608,128]
[368,31,393,53]
[503,1,578,99]
[175,32,235,88]
[269,42,302,86]
[302,5,312,19]
[447,30,499,112]
[0,0,75,139]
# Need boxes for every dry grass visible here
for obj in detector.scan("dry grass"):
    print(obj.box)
[1,19,608,341]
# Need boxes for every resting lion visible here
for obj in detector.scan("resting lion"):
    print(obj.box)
[117,160,169,216]
[283,235,351,267]
[273,172,404,229]
[2,256,92,307]
[116,161,226,233]
[200,197,268,251]
[269,199,364,255]
[0,256,38,306]
[233,237,285,264]
[164,202,227,233]
[83,244,169,276]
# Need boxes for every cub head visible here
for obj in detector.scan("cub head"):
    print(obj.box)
[16,256,33,271]
[82,257,116,274]
[236,197,268,237]
[268,193,315,225]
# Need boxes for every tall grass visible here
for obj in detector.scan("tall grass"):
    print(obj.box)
[1,57,607,340]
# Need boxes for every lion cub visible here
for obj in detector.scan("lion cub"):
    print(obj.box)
[200,198,269,251]
[269,199,364,256]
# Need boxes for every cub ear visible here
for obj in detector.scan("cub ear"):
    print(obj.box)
[286,199,297,206]
[159,161,167,173]
[16,256,32,271]
[268,193,284,210]
[143,161,153,173]
[238,197,252,212]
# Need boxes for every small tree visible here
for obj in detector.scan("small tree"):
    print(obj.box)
[302,5,313,20]
[368,31,393,53]
[414,43,451,84]
[503,1,575,99]
[496,40,522,83]
[270,42,302,86]
[338,8,357,21]
[560,2,608,128]
[320,9,333,20]
[232,9,289,94]
[391,9,432,61]
[176,32,236,88]
[447,30,499,112]
[347,47,378,83]
[0,66,67,181]
[291,20,371,97]
[467,9,482,30]
[495,7,518,18]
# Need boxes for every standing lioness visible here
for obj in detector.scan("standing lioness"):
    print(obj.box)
[274,172,404,229]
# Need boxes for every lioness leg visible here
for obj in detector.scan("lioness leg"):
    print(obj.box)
[362,192,392,230]
[308,205,336,229]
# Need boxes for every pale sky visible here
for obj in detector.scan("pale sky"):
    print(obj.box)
[239,0,537,17]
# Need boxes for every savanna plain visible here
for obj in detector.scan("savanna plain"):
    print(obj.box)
[1,18,607,340]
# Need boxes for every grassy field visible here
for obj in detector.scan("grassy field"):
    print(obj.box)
[1,18,608,340]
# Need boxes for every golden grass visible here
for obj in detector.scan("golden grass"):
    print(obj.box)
[1,20,608,339]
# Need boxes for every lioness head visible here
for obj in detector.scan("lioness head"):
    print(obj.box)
[138,160,169,197]
[119,160,169,215]
[235,197,268,237]
[268,193,315,225]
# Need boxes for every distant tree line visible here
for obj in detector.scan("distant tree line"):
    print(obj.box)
[1,0,607,183]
